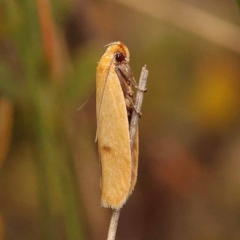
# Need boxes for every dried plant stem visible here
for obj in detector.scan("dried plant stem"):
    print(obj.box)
[107,209,120,240]
[129,65,148,148]
[106,65,148,240]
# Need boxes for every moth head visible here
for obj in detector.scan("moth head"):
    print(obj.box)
[105,41,130,63]
[115,51,129,64]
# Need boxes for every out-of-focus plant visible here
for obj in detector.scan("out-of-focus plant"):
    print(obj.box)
[1,0,98,239]
[237,0,240,8]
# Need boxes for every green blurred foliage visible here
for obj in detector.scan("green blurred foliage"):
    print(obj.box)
[237,0,240,8]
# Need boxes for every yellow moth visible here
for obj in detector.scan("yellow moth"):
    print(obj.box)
[96,41,139,209]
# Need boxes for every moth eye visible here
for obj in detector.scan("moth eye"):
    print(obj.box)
[115,52,125,63]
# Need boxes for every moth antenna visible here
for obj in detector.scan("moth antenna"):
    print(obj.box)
[95,55,115,142]
[104,41,121,48]
[77,89,96,111]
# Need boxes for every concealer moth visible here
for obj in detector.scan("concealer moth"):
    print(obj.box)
[96,41,139,209]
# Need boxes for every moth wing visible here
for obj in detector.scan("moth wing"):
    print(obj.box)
[96,62,132,209]
[129,127,139,194]
[114,63,139,194]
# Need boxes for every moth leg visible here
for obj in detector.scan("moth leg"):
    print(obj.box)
[116,65,143,117]
[133,106,142,117]
[126,97,142,117]
[116,64,147,92]
[128,78,147,92]
[127,89,134,97]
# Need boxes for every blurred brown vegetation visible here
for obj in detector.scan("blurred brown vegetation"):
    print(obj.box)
[1,0,240,240]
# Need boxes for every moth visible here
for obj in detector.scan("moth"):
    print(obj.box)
[96,41,139,209]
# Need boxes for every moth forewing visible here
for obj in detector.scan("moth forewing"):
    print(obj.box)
[129,128,139,194]
[115,63,139,194]
[96,45,132,209]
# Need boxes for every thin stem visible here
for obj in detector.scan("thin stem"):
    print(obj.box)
[106,65,149,240]
[107,209,120,240]
[130,65,148,148]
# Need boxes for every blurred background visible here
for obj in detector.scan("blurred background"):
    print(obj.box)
[1,0,240,239]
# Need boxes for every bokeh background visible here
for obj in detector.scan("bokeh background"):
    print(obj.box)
[1,0,240,239]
